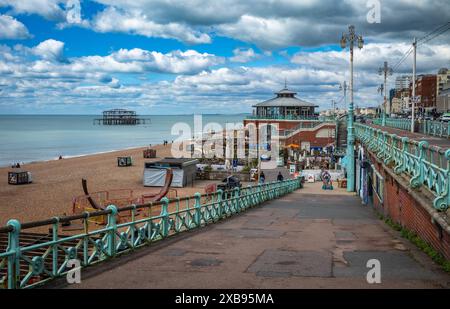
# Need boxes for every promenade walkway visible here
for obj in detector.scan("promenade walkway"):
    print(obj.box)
[368,122,450,148]
[59,182,449,289]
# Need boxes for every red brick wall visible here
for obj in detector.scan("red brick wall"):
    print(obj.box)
[243,120,336,149]
[367,151,450,260]
[284,124,335,148]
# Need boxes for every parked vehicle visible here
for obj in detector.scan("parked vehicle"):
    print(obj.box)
[217,175,242,193]
[440,113,450,122]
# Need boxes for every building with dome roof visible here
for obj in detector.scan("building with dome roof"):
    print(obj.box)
[252,86,318,119]
[243,84,336,161]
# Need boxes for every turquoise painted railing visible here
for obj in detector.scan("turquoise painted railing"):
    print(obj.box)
[246,115,320,121]
[421,120,450,138]
[355,123,450,211]
[372,118,450,139]
[372,117,411,131]
[0,178,301,289]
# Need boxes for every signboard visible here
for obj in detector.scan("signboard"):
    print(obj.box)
[289,164,296,175]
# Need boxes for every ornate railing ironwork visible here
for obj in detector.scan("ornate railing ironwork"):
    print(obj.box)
[355,122,450,212]
[372,118,450,139]
[0,178,302,289]
[245,115,320,121]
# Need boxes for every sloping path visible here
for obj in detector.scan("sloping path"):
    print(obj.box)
[60,182,449,288]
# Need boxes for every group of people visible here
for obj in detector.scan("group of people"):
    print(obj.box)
[258,171,284,184]
[163,140,172,146]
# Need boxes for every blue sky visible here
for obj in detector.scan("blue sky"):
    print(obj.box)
[0,0,448,114]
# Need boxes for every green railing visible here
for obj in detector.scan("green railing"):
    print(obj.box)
[0,178,301,289]
[282,120,335,137]
[246,115,320,121]
[372,118,450,139]
[355,123,450,211]
[372,118,411,131]
[421,120,450,138]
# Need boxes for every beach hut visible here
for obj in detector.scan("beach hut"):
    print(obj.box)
[117,156,132,167]
[143,157,198,188]
[8,171,32,185]
[143,148,156,158]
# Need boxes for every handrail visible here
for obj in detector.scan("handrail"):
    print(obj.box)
[372,118,450,139]
[355,122,450,212]
[0,178,302,289]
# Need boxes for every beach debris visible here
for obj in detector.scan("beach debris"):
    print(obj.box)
[117,156,132,167]
[8,171,32,185]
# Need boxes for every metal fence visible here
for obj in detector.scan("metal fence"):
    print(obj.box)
[355,122,450,212]
[372,118,450,139]
[372,118,411,131]
[245,115,320,121]
[0,178,301,289]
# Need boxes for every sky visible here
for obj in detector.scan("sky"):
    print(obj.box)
[0,0,449,115]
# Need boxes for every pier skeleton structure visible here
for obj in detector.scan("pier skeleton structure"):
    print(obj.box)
[94,109,150,125]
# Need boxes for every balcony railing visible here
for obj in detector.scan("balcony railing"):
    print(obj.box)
[0,178,302,289]
[246,115,320,121]
[355,122,450,211]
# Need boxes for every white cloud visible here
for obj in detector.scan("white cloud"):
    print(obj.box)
[33,39,65,62]
[0,0,66,21]
[92,6,211,44]
[0,14,30,39]
[230,48,259,63]
[72,48,223,74]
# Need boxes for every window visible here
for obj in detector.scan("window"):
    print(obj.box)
[371,164,384,203]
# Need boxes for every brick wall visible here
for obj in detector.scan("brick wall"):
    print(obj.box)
[367,151,450,260]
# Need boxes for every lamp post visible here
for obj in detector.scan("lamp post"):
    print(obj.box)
[339,81,349,108]
[377,83,384,119]
[378,61,393,126]
[340,25,363,193]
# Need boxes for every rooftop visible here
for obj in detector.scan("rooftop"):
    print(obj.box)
[253,87,317,108]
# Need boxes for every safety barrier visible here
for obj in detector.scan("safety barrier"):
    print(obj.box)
[372,118,411,131]
[355,123,450,212]
[372,118,450,139]
[0,178,302,289]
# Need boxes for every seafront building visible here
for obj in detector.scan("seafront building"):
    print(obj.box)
[244,85,336,154]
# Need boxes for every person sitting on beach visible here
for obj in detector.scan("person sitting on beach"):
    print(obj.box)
[16,163,21,168]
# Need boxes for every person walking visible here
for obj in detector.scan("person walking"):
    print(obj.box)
[277,171,284,182]
[259,171,265,184]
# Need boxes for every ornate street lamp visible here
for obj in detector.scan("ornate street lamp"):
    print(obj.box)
[378,61,393,126]
[340,25,363,192]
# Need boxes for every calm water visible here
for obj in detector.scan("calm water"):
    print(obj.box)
[0,114,246,167]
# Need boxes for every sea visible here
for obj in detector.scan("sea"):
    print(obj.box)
[0,114,247,167]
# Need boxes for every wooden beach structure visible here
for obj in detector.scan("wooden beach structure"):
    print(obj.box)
[94,109,150,125]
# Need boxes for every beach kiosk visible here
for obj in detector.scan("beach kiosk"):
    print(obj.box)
[8,171,32,185]
[117,156,132,167]
[143,157,198,188]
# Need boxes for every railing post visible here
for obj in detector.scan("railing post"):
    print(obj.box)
[234,187,240,212]
[160,197,170,237]
[106,205,117,257]
[52,217,59,277]
[7,219,21,289]
[433,149,450,211]
[194,192,202,227]
[216,189,223,218]
[410,141,429,188]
